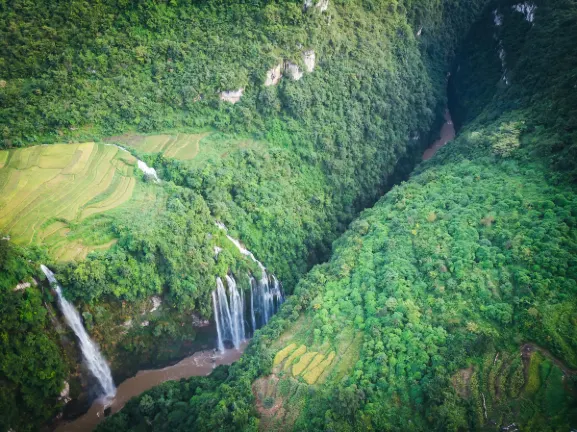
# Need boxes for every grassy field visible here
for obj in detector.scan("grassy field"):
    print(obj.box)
[0,131,260,261]
[0,142,156,261]
[106,131,264,167]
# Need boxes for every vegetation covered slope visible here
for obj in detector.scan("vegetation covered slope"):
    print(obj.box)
[0,142,157,260]
[97,1,577,431]
[0,0,489,429]
[0,241,68,432]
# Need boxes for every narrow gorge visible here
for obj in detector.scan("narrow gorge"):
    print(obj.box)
[1,0,576,431]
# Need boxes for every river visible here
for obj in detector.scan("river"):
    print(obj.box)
[422,109,455,161]
[55,343,247,432]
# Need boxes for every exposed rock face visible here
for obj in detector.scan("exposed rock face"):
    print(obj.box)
[123,319,132,328]
[304,0,329,12]
[150,296,162,313]
[264,64,283,86]
[59,381,71,404]
[303,50,316,73]
[220,88,244,103]
[14,282,31,291]
[192,314,210,327]
[316,0,329,12]
[284,61,303,81]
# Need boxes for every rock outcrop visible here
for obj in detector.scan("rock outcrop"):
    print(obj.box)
[220,88,244,103]
[264,64,283,86]
[284,61,303,81]
[59,381,71,404]
[303,50,316,72]
[304,0,329,12]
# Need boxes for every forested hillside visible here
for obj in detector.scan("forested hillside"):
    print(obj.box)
[97,0,577,431]
[0,0,490,430]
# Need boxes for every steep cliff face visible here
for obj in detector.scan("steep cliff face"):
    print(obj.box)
[449,0,577,178]
[95,0,577,431]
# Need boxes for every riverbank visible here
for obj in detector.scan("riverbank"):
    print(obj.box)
[422,109,455,161]
[55,344,247,432]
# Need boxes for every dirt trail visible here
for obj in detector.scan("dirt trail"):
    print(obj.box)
[522,343,577,376]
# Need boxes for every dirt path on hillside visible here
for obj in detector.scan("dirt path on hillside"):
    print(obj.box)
[521,343,577,376]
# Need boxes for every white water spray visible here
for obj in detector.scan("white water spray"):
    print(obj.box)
[41,265,116,398]
[212,291,225,353]
[105,143,160,182]
[212,223,284,351]
[215,222,265,271]
[249,275,257,334]
[226,275,245,348]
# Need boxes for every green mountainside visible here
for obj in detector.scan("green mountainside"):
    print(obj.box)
[1,0,577,431]
[1,0,485,429]
[96,0,577,431]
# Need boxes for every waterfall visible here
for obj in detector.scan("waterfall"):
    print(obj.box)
[225,275,244,348]
[212,291,225,353]
[212,223,285,349]
[105,143,160,182]
[213,276,243,351]
[214,277,234,351]
[272,275,284,313]
[212,272,284,350]
[249,276,257,333]
[215,222,266,272]
[261,268,271,324]
[40,265,116,398]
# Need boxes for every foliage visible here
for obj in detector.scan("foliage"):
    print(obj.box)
[0,240,68,432]
[0,0,485,385]
[97,0,577,430]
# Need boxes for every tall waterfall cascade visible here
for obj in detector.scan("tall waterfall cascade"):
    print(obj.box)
[41,265,116,398]
[212,223,284,351]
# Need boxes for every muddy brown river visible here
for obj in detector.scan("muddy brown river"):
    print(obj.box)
[56,343,247,432]
[422,109,455,161]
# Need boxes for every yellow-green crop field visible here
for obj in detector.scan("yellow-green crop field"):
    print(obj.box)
[0,142,148,261]
[106,131,263,167]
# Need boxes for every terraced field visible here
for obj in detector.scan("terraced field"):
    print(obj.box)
[450,345,577,429]
[253,319,362,430]
[0,143,147,260]
[106,132,263,167]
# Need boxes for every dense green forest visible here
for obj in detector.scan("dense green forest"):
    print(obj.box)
[96,0,577,431]
[0,241,68,432]
[0,0,489,429]
[2,0,577,430]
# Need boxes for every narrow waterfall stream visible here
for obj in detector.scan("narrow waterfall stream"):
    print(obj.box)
[105,143,160,181]
[41,265,116,398]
